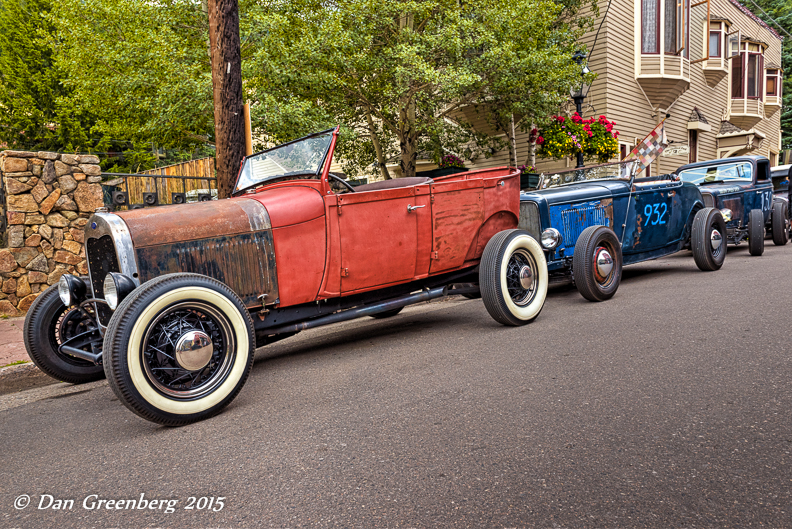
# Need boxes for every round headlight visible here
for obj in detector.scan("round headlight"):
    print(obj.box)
[58,276,72,306]
[720,208,733,222]
[102,272,137,311]
[103,274,119,310]
[58,274,86,306]
[541,228,562,249]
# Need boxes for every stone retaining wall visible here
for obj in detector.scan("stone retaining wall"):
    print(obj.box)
[0,151,104,316]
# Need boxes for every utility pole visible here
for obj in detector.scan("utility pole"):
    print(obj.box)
[208,0,244,199]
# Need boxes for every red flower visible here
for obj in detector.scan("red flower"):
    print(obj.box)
[571,114,583,124]
[537,136,545,145]
[587,131,593,138]
[614,131,620,137]
[557,116,565,123]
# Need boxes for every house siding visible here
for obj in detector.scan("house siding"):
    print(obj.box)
[464,0,783,176]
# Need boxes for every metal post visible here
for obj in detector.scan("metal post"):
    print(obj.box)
[573,95,585,168]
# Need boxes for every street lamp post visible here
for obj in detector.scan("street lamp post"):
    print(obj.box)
[570,51,592,169]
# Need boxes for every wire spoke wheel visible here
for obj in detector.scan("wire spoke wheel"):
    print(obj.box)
[505,249,538,307]
[51,306,98,367]
[142,301,236,400]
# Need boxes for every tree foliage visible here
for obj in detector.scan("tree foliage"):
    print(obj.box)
[52,0,214,150]
[248,0,590,178]
[0,0,93,151]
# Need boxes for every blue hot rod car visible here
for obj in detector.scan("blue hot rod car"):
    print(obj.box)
[675,156,788,254]
[770,163,791,240]
[518,161,727,302]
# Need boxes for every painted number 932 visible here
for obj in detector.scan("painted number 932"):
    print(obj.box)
[643,202,668,226]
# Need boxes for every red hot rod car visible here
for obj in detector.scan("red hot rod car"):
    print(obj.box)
[25,128,550,425]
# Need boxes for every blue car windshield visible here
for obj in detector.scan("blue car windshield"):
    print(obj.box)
[235,132,333,193]
[538,160,638,189]
[678,162,753,184]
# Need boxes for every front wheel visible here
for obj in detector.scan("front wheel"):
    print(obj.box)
[572,225,622,301]
[691,207,727,271]
[748,208,765,256]
[23,284,105,384]
[103,274,255,426]
[479,230,548,326]
[771,201,788,246]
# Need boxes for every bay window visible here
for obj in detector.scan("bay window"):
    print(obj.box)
[642,0,689,56]
[731,41,765,101]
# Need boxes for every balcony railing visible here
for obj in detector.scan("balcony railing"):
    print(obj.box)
[636,54,691,109]
[729,98,764,129]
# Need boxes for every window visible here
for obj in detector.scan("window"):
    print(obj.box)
[663,0,689,56]
[642,0,659,53]
[767,69,779,96]
[731,55,743,98]
[731,47,765,100]
[747,53,763,99]
[709,31,721,57]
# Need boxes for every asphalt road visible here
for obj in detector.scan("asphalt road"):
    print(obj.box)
[1,243,790,528]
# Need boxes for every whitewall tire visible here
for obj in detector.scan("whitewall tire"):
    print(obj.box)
[103,273,255,426]
[479,230,548,326]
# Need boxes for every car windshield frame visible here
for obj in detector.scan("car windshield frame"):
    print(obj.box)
[233,128,335,194]
[532,160,640,190]
[677,161,753,185]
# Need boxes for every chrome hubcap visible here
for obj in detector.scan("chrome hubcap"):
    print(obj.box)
[595,247,614,279]
[174,330,214,371]
[519,265,533,289]
[710,229,723,251]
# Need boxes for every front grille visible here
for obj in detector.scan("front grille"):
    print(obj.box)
[86,235,119,325]
[561,206,607,248]
[518,202,541,240]
[702,193,715,207]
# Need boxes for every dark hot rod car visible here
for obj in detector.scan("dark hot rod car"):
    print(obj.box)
[24,129,549,425]
[517,161,727,301]
[675,156,788,254]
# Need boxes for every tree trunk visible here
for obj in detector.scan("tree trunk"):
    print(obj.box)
[366,110,391,180]
[508,114,518,168]
[208,0,244,199]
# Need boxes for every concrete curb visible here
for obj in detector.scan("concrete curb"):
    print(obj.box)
[0,362,60,396]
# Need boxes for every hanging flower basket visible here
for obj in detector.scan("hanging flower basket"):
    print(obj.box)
[537,113,619,163]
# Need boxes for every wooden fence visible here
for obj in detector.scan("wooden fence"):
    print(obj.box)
[106,157,217,207]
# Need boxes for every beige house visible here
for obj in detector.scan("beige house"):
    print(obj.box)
[457,0,784,177]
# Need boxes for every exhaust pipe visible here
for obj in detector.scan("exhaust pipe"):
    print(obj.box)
[263,284,478,337]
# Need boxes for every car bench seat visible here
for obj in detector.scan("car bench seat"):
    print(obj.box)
[353,176,433,192]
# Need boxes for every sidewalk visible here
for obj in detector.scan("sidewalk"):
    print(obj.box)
[0,316,58,395]
[0,316,29,367]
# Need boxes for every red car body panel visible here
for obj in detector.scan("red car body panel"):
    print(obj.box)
[230,128,520,307]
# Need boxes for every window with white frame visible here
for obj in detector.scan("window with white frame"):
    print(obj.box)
[641,0,689,56]
[767,69,780,96]
[731,41,766,100]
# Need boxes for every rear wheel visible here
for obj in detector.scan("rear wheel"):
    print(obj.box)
[103,273,255,426]
[748,209,765,256]
[572,226,622,301]
[691,208,727,271]
[771,201,788,246]
[23,284,104,384]
[479,230,548,326]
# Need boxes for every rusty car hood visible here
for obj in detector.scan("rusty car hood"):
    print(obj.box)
[114,198,272,248]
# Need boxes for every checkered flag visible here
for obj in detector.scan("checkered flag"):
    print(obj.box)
[623,120,668,174]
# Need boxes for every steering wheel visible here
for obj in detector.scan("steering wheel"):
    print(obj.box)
[328,173,356,193]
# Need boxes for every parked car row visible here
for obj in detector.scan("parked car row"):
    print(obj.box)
[23,128,790,426]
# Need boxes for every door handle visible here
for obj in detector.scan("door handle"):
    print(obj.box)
[407,204,425,212]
